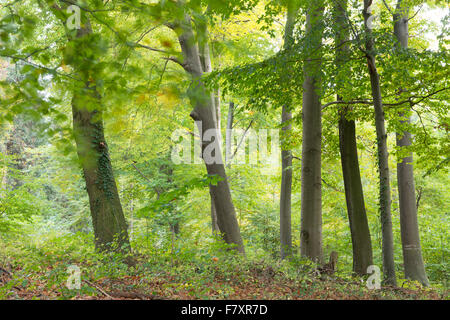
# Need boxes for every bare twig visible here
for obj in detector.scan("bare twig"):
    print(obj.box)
[83,279,113,299]
[321,178,344,193]
[131,162,152,184]
[229,119,254,164]
[407,5,423,22]
[0,266,12,276]
[382,0,394,16]
[1,54,81,81]
[416,186,423,210]
[135,43,171,54]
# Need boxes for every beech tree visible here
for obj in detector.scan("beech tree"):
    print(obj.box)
[363,0,396,286]
[169,4,245,254]
[391,0,429,286]
[279,0,300,259]
[333,0,373,275]
[300,0,325,262]
[51,5,130,251]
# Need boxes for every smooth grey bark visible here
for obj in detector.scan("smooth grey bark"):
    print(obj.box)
[363,0,396,286]
[279,1,299,260]
[300,1,324,263]
[48,0,131,254]
[70,22,130,251]
[334,0,373,275]
[198,21,222,235]
[175,15,244,253]
[393,0,429,286]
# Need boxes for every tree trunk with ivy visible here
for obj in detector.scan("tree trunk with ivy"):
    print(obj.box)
[363,0,396,286]
[70,22,130,252]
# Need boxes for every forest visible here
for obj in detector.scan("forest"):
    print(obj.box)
[0,0,448,301]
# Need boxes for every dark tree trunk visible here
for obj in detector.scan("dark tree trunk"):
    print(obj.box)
[279,1,299,259]
[72,94,130,251]
[334,0,373,275]
[393,0,429,286]
[300,1,324,263]
[363,0,396,286]
[280,106,293,258]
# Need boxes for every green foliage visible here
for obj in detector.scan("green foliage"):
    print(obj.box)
[0,0,448,299]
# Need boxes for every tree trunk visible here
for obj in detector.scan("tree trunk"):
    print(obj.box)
[225,102,234,165]
[279,1,299,260]
[334,0,373,275]
[300,1,324,263]
[393,0,429,286]
[363,0,396,286]
[198,18,223,236]
[72,94,130,251]
[210,190,220,233]
[339,108,374,274]
[280,106,293,258]
[176,15,244,254]
[4,124,25,190]
[70,22,130,252]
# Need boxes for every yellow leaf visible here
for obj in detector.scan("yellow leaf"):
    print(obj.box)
[136,94,147,104]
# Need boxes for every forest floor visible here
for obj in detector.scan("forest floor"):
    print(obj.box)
[1,251,447,300]
[0,234,448,300]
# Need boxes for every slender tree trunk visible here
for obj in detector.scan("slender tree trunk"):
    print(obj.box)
[210,90,221,234]
[280,106,293,258]
[334,0,373,275]
[300,1,324,263]
[225,102,234,165]
[363,0,396,286]
[339,108,374,274]
[175,15,244,254]
[4,124,25,190]
[393,0,429,286]
[70,22,130,251]
[279,1,299,260]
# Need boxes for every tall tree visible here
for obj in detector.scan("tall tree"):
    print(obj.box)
[280,0,300,260]
[334,0,373,275]
[57,10,130,251]
[197,16,221,235]
[300,0,325,262]
[225,101,234,165]
[392,0,429,286]
[363,0,396,285]
[171,13,245,254]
